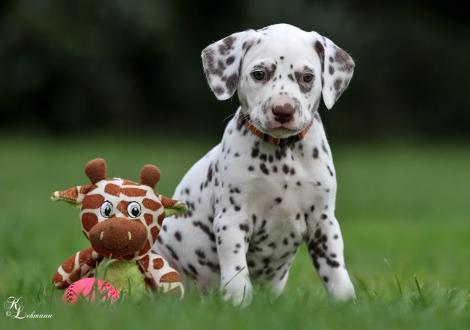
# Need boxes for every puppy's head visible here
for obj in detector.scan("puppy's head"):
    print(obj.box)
[201,24,355,138]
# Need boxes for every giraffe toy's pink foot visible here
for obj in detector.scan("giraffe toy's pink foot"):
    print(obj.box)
[63,278,120,304]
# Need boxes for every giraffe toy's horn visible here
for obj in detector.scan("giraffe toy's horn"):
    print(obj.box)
[85,158,107,184]
[140,164,160,189]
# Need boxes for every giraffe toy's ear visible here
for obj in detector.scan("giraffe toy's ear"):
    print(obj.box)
[159,195,188,217]
[51,184,96,204]
[84,158,107,184]
[140,164,160,189]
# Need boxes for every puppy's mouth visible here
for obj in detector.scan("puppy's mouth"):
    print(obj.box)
[252,118,306,138]
[267,126,300,138]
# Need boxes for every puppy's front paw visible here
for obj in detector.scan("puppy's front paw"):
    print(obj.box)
[221,274,253,307]
[327,270,356,301]
[331,282,355,301]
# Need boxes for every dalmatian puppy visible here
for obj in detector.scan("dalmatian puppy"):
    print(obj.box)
[155,23,356,306]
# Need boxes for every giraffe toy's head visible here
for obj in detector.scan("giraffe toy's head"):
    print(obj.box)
[52,158,187,260]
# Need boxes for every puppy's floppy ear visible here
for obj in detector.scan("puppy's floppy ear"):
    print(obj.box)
[201,29,256,100]
[312,32,355,109]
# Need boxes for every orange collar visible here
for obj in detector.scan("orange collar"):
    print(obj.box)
[237,112,313,146]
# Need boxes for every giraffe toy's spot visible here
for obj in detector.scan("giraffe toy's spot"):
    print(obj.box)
[81,213,98,232]
[104,183,120,196]
[51,158,189,301]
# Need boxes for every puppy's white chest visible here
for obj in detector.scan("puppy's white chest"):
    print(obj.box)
[235,145,333,215]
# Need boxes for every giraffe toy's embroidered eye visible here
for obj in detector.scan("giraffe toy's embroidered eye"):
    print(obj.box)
[127,202,142,218]
[100,201,114,218]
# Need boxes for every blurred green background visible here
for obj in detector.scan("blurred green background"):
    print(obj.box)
[0,1,469,329]
[0,0,469,139]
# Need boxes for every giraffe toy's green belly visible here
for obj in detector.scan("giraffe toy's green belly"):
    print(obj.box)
[96,259,147,299]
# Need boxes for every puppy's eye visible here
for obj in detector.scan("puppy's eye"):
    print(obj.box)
[127,202,141,218]
[302,73,314,83]
[251,70,266,81]
[100,201,113,218]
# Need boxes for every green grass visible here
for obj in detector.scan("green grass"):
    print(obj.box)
[1,135,469,329]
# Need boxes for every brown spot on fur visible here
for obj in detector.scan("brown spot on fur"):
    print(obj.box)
[264,63,277,81]
[142,198,161,211]
[144,213,153,225]
[61,186,78,200]
[139,240,151,255]
[121,187,147,197]
[62,255,75,273]
[104,183,120,196]
[225,73,239,93]
[314,41,325,68]
[217,60,226,73]
[52,273,64,287]
[140,255,149,269]
[334,78,342,91]
[335,49,349,64]
[244,44,253,55]
[80,184,97,194]
[117,201,129,215]
[81,213,98,231]
[153,258,164,270]
[160,271,181,283]
[82,194,105,209]
[219,36,235,55]
[161,196,177,208]
[78,246,95,264]
[157,213,165,225]
[151,226,159,241]
[335,49,354,72]
[68,270,81,283]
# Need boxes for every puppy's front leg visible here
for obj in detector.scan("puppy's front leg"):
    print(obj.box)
[306,213,355,301]
[214,210,253,306]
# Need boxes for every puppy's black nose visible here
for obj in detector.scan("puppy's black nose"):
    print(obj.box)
[272,103,295,124]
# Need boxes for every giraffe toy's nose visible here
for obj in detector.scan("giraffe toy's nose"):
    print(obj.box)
[88,217,147,257]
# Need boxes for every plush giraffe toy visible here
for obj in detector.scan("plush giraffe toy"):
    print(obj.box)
[51,158,187,299]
